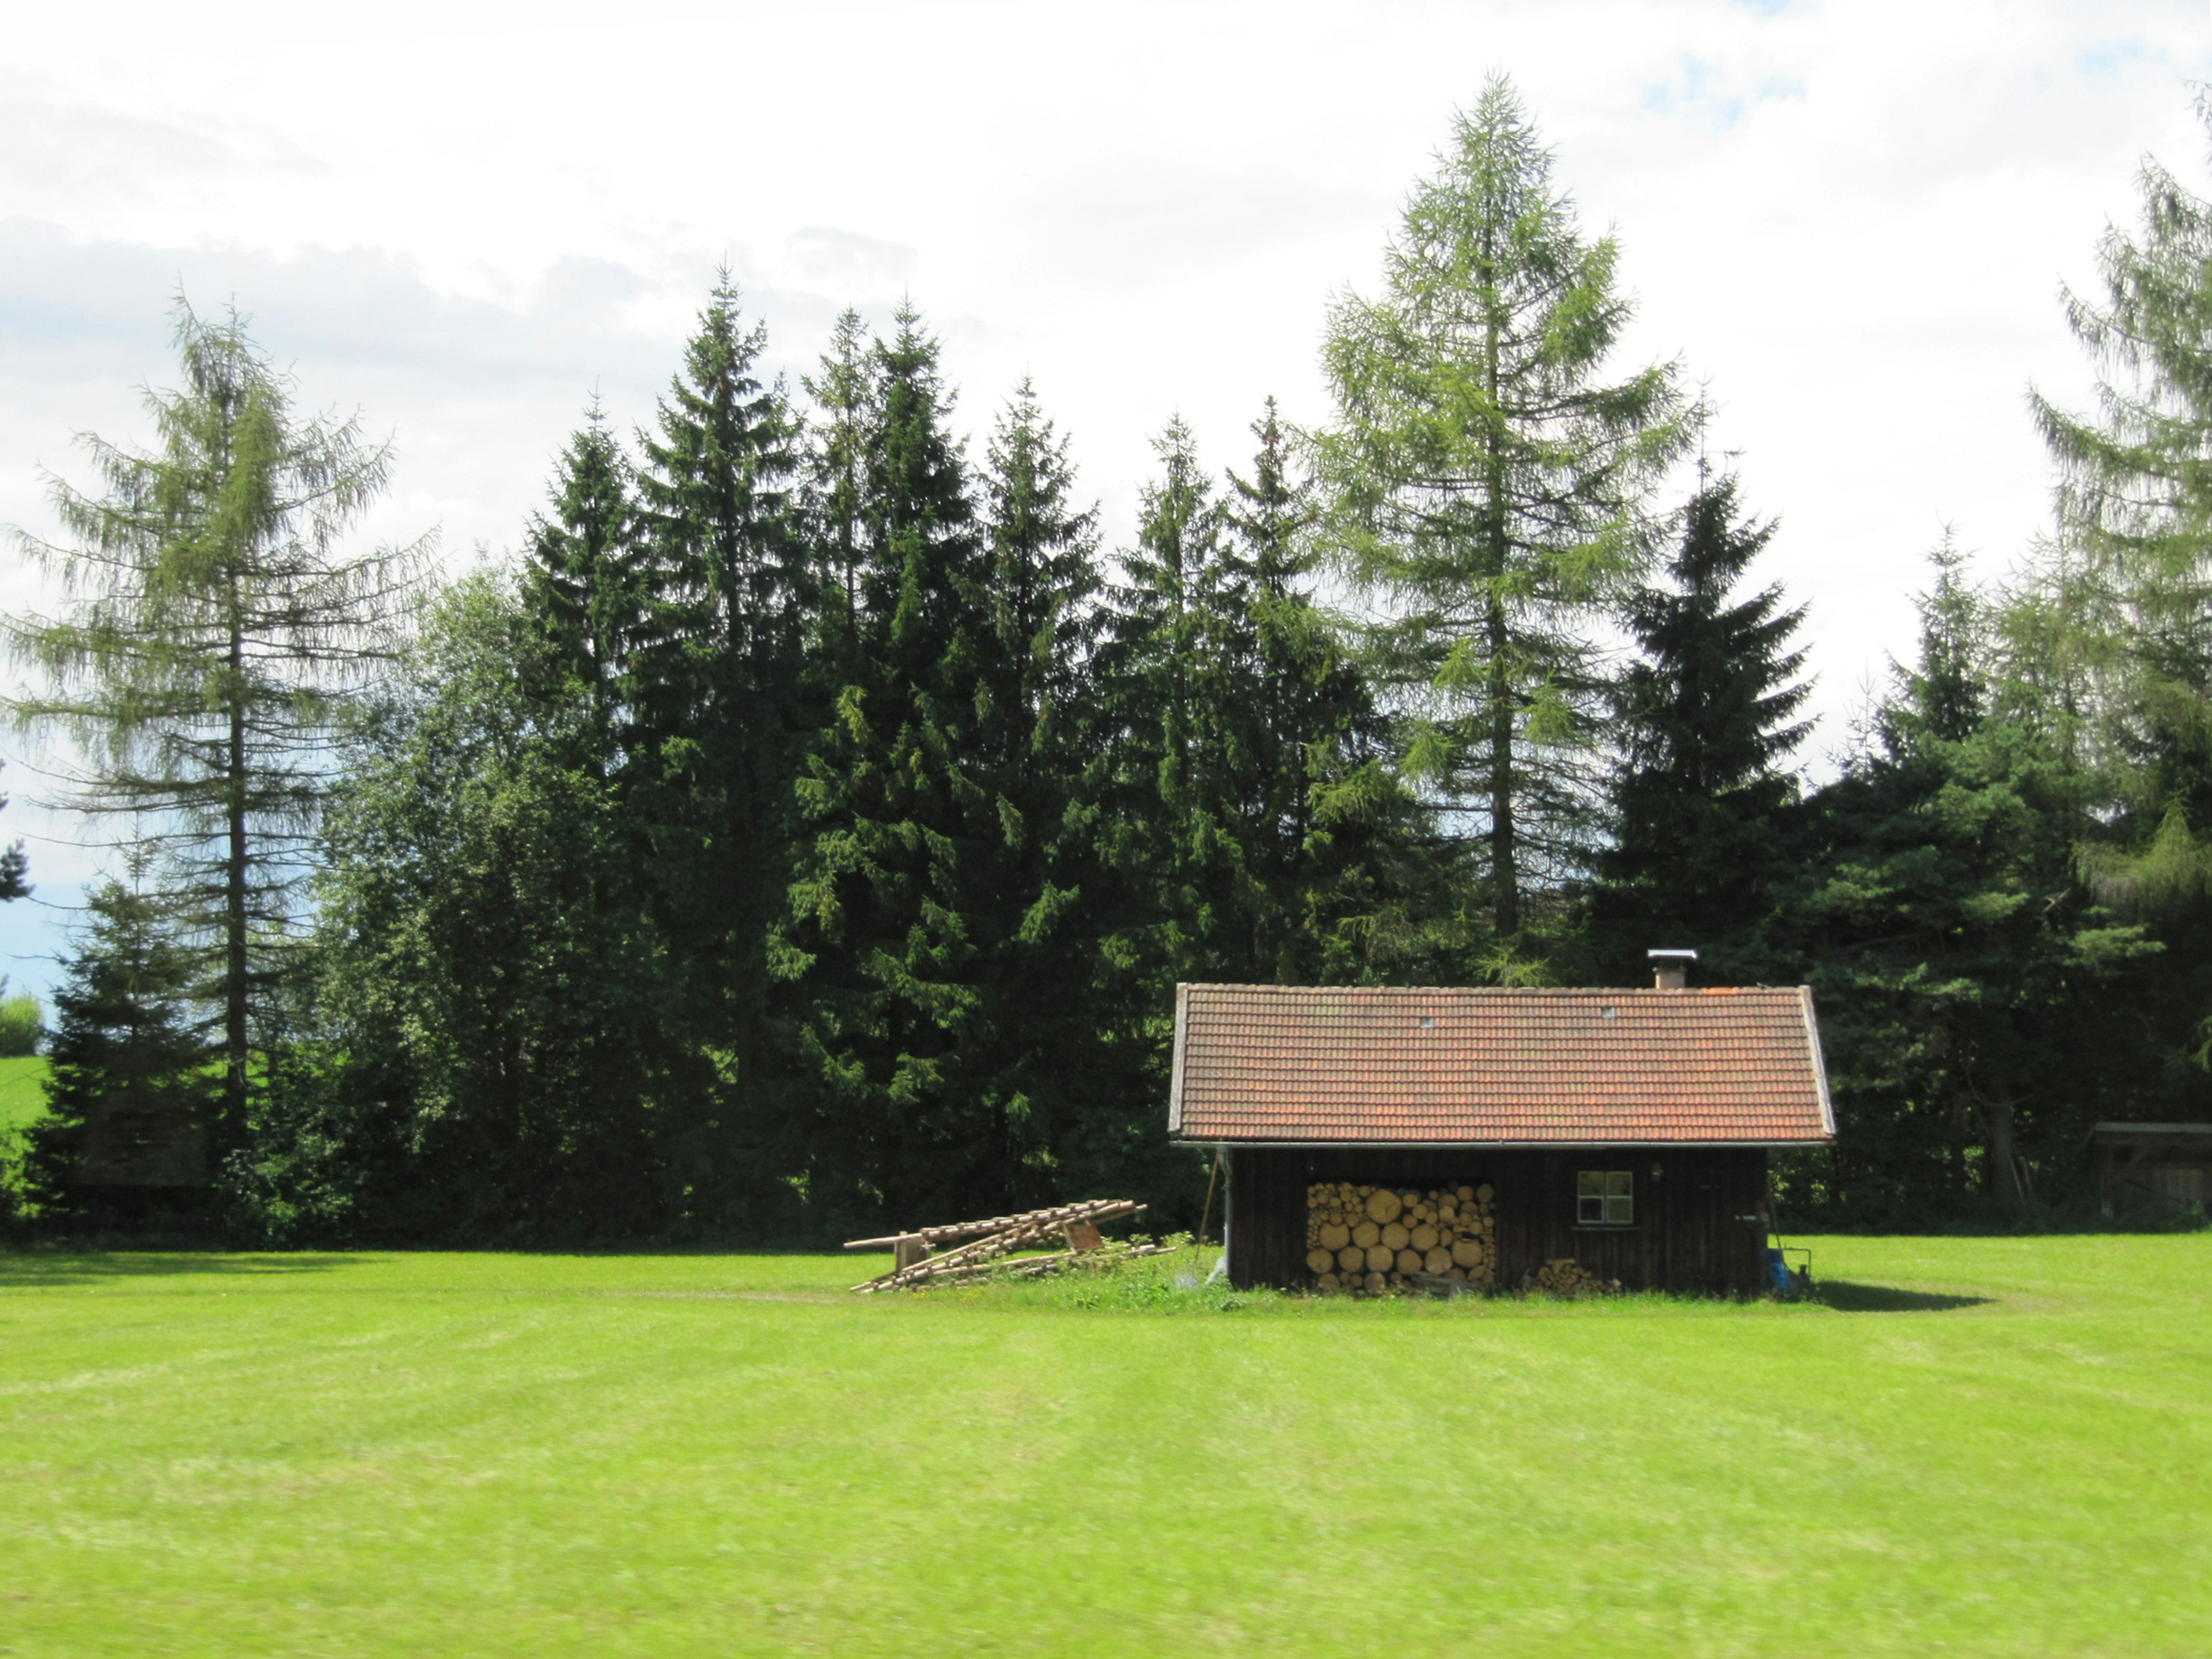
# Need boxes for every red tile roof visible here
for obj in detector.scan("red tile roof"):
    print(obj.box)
[1168,983,1834,1145]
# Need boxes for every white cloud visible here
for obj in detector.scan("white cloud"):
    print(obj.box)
[0,0,2207,991]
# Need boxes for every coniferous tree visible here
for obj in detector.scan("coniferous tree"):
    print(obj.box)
[1594,475,1811,971]
[523,400,643,755]
[801,308,872,643]
[1771,547,2150,1218]
[1311,77,1691,942]
[628,278,809,1193]
[779,304,1007,1223]
[2033,93,2212,864]
[28,870,215,1228]
[964,381,1120,1199]
[1222,400,1437,983]
[2028,102,2212,1095]
[3,302,425,1149]
[1104,412,1450,991]
[1100,416,1237,984]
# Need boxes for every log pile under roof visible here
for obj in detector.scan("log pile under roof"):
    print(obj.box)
[1304,1181,1496,1293]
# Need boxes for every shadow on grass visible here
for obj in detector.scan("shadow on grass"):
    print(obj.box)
[1814,1279,1992,1313]
[0,1251,367,1287]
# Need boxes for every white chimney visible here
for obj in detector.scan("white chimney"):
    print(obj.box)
[1648,948,1699,991]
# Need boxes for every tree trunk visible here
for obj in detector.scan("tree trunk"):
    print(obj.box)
[1482,295,1518,938]
[1984,1093,2024,1210]
[1487,590,1518,937]
[225,617,249,1131]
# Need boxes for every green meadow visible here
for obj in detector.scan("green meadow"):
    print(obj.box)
[1,1236,2206,1658]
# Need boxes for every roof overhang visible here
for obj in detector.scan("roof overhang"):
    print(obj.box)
[1167,981,1838,1145]
[2085,1122,2212,1155]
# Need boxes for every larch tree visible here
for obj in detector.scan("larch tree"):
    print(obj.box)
[4,302,425,1142]
[1310,76,1690,940]
[2032,93,2212,900]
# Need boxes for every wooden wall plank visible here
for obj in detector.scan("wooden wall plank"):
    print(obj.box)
[1228,1145,1770,1295]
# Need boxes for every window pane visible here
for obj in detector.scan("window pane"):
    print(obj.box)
[1606,1172,1633,1199]
[1605,1192,1634,1224]
[1578,1172,1604,1198]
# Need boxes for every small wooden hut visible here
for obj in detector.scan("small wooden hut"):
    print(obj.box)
[1167,965,1835,1295]
[2086,1122,2212,1215]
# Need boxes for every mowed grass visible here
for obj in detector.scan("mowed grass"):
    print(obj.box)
[2,1237,2207,1657]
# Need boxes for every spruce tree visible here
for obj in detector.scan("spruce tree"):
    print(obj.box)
[628,277,808,1188]
[522,400,643,755]
[1311,76,1690,940]
[28,870,215,1226]
[1595,474,1811,969]
[1100,416,1241,982]
[779,304,1003,1222]
[634,273,805,718]
[965,381,1116,1199]
[1223,399,1430,983]
[801,308,872,639]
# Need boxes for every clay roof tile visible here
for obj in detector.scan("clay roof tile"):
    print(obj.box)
[1168,983,1834,1145]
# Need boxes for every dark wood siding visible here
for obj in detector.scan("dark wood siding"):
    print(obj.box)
[1227,1145,1770,1295]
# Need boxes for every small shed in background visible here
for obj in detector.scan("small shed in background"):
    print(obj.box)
[1167,970,1835,1296]
[2087,1123,2212,1216]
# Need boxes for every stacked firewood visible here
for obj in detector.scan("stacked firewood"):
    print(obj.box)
[846,1198,1150,1293]
[1527,1257,1622,1298]
[1304,1182,1496,1292]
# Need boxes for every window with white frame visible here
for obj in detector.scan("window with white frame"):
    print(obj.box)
[1577,1170,1634,1226]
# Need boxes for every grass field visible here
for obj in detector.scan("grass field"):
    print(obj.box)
[2,1236,2206,1658]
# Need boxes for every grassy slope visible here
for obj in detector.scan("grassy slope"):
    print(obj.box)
[0,1053,48,1134]
[0,1237,2206,1658]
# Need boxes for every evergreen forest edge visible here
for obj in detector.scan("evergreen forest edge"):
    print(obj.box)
[6,78,2211,1247]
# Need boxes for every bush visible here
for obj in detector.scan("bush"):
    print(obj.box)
[0,991,41,1057]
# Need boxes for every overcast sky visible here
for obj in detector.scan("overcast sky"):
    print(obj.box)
[1,0,2207,994]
